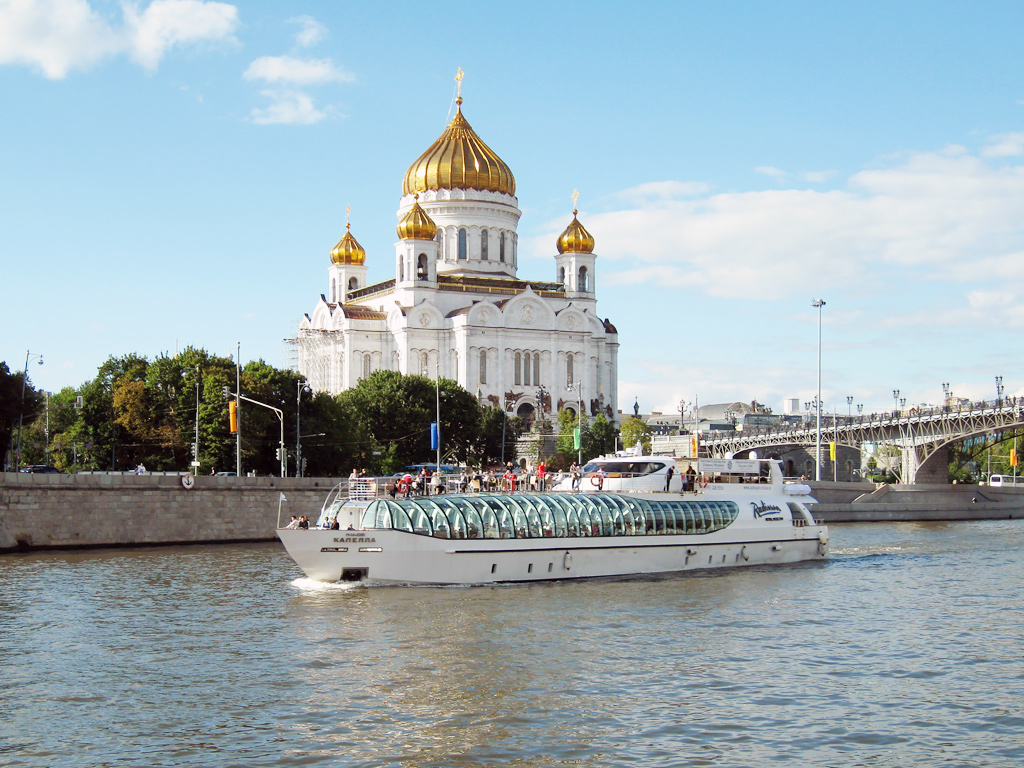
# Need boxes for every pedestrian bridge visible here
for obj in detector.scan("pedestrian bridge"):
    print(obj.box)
[663,399,1024,484]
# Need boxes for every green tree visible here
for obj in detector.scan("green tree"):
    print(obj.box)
[473,406,522,467]
[619,416,652,454]
[1,360,45,469]
[586,413,618,460]
[337,371,484,474]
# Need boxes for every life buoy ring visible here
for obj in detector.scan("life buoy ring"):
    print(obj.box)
[397,479,409,493]
[591,476,602,487]
[698,475,708,489]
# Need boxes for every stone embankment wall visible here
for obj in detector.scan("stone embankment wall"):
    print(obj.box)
[0,472,347,552]
[809,481,1024,522]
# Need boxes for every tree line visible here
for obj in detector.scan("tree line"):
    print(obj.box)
[2,349,636,476]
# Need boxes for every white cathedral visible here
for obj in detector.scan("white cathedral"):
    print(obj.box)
[295,80,619,428]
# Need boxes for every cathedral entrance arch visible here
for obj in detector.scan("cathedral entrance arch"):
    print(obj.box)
[517,402,536,431]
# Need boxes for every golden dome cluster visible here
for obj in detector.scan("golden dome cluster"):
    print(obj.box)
[330,223,366,265]
[402,99,516,197]
[396,196,438,240]
[556,209,595,254]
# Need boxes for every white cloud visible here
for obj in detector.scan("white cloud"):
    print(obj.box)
[982,132,1024,157]
[613,180,710,203]
[802,170,835,183]
[123,0,239,70]
[537,138,1024,331]
[754,165,788,180]
[289,15,326,48]
[0,0,121,78]
[249,89,325,125]
[243,55,352,85]
[0,0,238,78]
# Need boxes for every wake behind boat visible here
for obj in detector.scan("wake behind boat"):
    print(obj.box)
[277,457,829,585]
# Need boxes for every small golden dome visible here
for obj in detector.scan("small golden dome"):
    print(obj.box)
[331,223,366,265]
[396,196,438,240]
[402,99,516,197]
[556,209,595,254]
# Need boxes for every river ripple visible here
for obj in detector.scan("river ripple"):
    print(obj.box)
[1,521,1023,767]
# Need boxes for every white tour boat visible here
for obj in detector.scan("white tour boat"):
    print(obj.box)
[277,457,829,585]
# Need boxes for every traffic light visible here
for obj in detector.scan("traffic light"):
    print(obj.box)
[1011,448,1018,467]
[275,448,282,461]
[229,400,238,432]
[191,443,197,458]
[222,385,230,399]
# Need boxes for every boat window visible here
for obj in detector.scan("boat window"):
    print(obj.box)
[579,496,605,536]
[591,495,622,535]
[536,502,556,537]
[431,498,468,539]
[404,503,432,536]
[525,505,544,538]
[452,498,484,538]
[483,497,517,538]
[428,507,450,538]
[361,501,380,529]
[660,501,679,534]
[576,505,592,536]
[385,501,413,532]
[540,498,568,537]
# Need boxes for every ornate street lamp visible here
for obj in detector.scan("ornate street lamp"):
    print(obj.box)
[812,299,825,481]
[15,350,43,470]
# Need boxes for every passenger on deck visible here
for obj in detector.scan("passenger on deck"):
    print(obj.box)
[665,466,675,492]
[284,516,299,529]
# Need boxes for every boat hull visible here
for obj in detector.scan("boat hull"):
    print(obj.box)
[277,525,829,585]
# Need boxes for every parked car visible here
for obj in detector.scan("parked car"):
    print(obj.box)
[19,465,61,473]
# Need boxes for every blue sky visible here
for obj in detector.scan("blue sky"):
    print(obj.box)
[3,0,1024,419]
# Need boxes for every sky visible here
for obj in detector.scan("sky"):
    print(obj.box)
[3,0,1024,420]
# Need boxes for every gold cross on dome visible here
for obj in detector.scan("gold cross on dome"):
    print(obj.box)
[572,189,579,213]
[346,204,351,229]
[455,67,464,98]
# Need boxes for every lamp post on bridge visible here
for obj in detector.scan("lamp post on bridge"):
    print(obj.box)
[942,382,951,411]
[847,395,853,423]
[893,389,900,417]
[812,299,825,481]
[996,376,1004,408]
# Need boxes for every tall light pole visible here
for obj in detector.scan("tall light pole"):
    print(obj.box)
[569,380,583,465]
[296,380,311,477]
[15,350,44,470]
[847,395,853,422]
[893,389,900,416]
[235,342,241,477]
[996,375,1004,407]
[193,365,200,475]
[811,299,825,481]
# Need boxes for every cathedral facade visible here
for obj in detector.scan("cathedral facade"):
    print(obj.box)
[295,85,619,427]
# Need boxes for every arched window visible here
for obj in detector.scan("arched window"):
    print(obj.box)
[481,229,488,260]
[533,353,540,386]
[566,355,574,388]
[436,229,444,260]
[421,352,429,376]
[399,257,405,282]
[499,232,506,262]
[363,353,371,380]
[523,352,531,386]
[458,228,467,260]
[514,352,522,385]
[417,253,428,280]
[330,278,336,303]
[578,266,589,292]
[479,349,487,385]
[558,267,565,287]
[348,276,358,291]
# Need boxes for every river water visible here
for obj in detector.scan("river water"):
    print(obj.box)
[2,521,1022,768]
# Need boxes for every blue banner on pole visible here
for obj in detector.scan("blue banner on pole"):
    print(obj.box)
[430,422,440,450]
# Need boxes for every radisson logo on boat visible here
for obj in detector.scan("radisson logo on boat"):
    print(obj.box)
[751,501,782,518]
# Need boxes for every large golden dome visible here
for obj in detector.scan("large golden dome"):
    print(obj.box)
[397,196,438,240]
[556,209,595,254]
[331,223,366,265]
[402,99,516,197]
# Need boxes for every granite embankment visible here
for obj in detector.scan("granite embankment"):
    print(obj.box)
[4,473,1024,554]
[0,471,344,552]
[808,480,1024,522]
